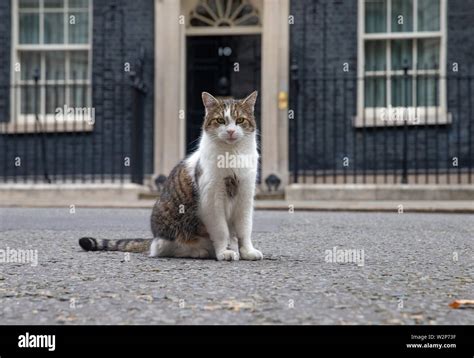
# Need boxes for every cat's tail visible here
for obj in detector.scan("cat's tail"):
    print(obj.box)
[79,237,152,253]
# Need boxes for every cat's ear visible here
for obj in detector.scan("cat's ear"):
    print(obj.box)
[202,92,219,109]
[241,91,258,111]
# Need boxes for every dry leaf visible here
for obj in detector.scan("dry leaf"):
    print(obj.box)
[449,299,474,309]
[203,300,255,312]
[56,314,77,322]
[203,304,221,311]
[136,294,153,303]
[221,299,255,312]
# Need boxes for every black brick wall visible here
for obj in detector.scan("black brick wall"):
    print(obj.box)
[289,0,474,180]
[0,0,11,124]
[0,0,154,181]
[1,0,473,183]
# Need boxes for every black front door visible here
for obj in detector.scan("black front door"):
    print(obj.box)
[186,35,261,154]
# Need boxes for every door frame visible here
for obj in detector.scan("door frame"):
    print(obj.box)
[154,0,290,187]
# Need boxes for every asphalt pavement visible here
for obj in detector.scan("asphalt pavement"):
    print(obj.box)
[0,208,473,324]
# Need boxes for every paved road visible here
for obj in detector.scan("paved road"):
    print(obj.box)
[0,208,473,325]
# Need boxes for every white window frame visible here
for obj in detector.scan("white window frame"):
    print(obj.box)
[355,0,450,127]
[3,0,93,133]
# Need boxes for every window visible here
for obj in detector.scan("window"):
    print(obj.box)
[356,0,448,127]
[10,0,92,132]
[188,0,260,27]
[183,0,262,36]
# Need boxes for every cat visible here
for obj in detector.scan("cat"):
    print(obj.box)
[79,91,263,261]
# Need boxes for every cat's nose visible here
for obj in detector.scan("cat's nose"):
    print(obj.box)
[227,129,235,137]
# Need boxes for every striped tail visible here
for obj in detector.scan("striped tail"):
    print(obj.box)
[79,237,152,253]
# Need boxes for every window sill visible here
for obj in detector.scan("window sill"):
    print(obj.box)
[0,115,94,134]
[353,107,452,128]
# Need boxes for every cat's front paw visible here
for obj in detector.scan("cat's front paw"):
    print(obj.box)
[216,249,240,261]
[240,247,263,261]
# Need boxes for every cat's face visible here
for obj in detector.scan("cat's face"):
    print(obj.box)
[201,91,258,145]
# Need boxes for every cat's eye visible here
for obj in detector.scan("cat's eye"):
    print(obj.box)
[214,117,225,124]
[236,117,246,124]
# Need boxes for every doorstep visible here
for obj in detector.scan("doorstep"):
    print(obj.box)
[0,183,151,208]
[1,183,474,212]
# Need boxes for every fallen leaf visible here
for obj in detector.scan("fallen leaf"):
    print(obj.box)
[221,299,255,312]
[410,314,424,321]
[56,314,77,323]
[203,305,221,311]
[449,299,474,309]
[203,300,256,312]
[136,294,153,303]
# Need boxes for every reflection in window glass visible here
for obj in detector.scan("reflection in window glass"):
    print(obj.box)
[365,41,386,71]
[365,77,387,107]
[391,0,413,32]
[365,0,387,33]
[44,12,64,44]
[416,76,438,106]
[391,40,413,70]
[418,0,440,31]
[45,52,66,80]
[417,39,440,69]
[70,52,89,80]
[20,13,40,44]
[391,76,413,106]
[20,52,41,80]
[68,12,89,44]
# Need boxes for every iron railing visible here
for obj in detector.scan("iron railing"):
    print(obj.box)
[0,74,146,184]
[289,68,474,184]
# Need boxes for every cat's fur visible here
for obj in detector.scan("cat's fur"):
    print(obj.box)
[79,91,262,261]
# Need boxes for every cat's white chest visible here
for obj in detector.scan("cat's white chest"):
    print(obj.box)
[187,131,258,224]
[197,154,257,220]
[221,168,253,216]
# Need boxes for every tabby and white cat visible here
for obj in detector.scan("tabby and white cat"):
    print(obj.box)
[79,91,263,261]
